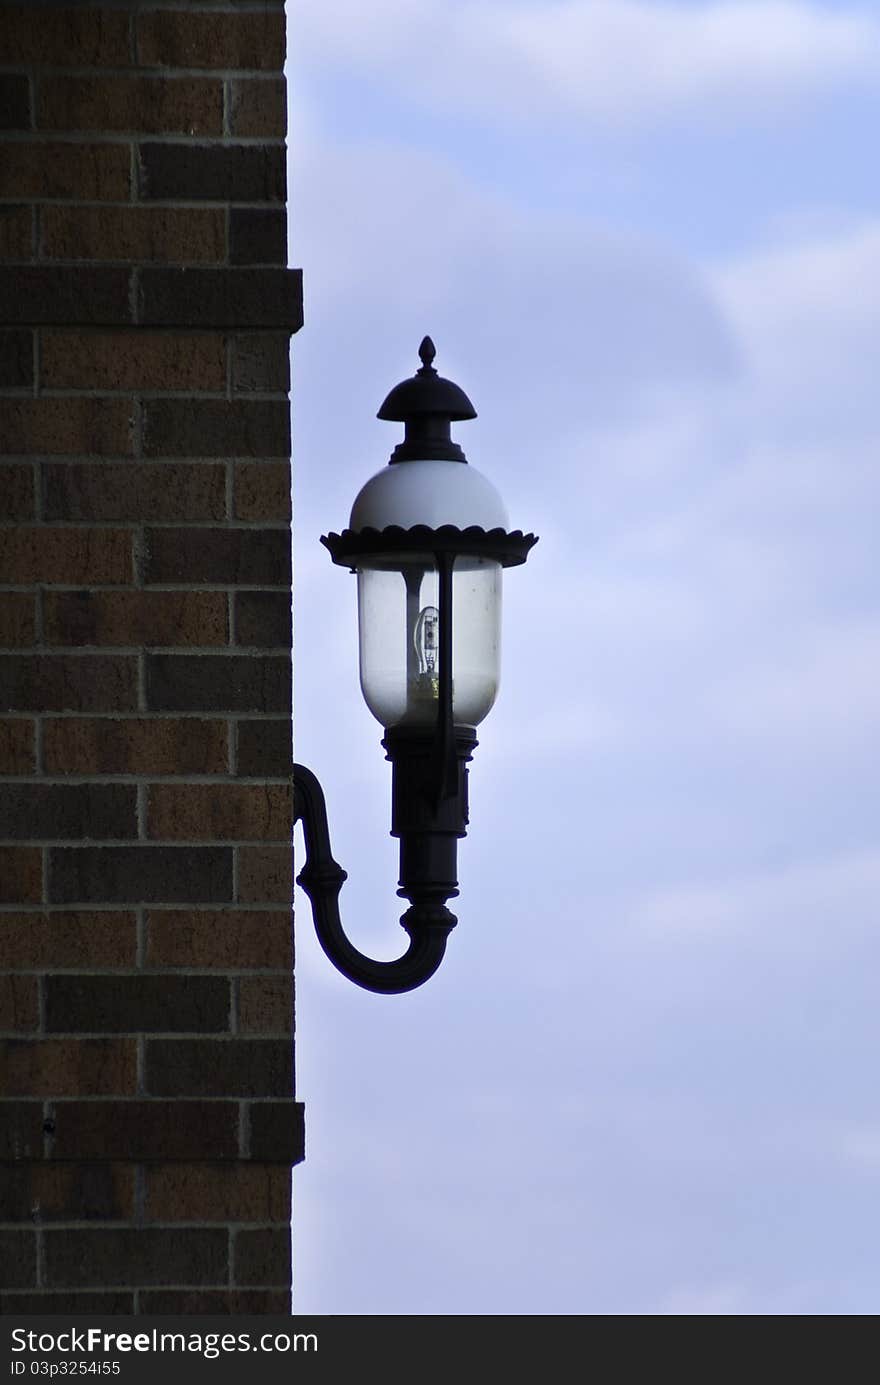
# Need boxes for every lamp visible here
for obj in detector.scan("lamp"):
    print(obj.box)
[294,337,537,993]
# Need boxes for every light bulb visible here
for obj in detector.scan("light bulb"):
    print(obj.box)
[414,604,439,677]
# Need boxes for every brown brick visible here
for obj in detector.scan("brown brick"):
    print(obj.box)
[246,1100,304,1164]
[39,75,223,136]
[148,784,291,841]
[0,74,31,131]
[146,910,291,970]
[0,1101,42,1159]
[0,1231,36,1288]
[0,469,34,522]
[0,529,132,584]
[234,1227,290,1286]
[140,1289,289,1314]
[0,8,130,66]
[43,463,227,525]
[0,594,35,646]
[238,977,292,1035]
[2,399,133,456]
[0,267,132,326]
[146,654,290,714]
[230,78,286,136]
[0,912,136,970]
[236,719,291,777]
[144,1163,290,1223]
[44,590,228,646]
[45,974,229,1033]
[234,591,291,647]
[0,719,34,774]
[139,142,283,203]
[0,143,130,200]
[143,399,289,458]
[146,1037,291,1097]
[48,1100,239,1161]
[0,329,33,388]
[0,1038,137,1096]
[145,528,290,584]
[48,845,232,904]
[0,1164,135,1223]
[0,205,32,260]
[137,11,284,70]
[0,847,42,903]
[1,657,137,712]
[0,1291,135,1313]
[138,266,301,328]
[45,1228,227,1288]
[0,976,38,1033]
[229,209,286,268]
[42,206,225,264]
[0,784,136,841]
[237,845,291,903]
[234,461,291,521]
[231,334,289,391]
[41,329,226,392]
[44,718,228,776]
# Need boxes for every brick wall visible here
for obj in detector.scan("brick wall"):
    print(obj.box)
[0,2,302,1313]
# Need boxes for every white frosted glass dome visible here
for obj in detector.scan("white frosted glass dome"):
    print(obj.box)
[349,459,509,533]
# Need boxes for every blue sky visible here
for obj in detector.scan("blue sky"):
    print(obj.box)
[288,0,880,1314]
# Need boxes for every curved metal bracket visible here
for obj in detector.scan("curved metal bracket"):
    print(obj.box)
[293,763,456,995]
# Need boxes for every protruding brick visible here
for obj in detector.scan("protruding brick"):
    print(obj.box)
[0,976,39,1033]
[238,977,292,1035]
[234,461,291,521]
[234,1227,291,1286]
[0,784,136,841]
[139,143,284,203]
[0,329,33,388]
[146,910,291,971]
[144,528,290,584]
[234,591,291,647]
[1,399,133,455]
[144,1164,290,1223]
[0,719,34,773]
[148,784,291,841]
[0,1039,137,1096]
[48,1101,239,1161]
[0,8,130,66]
[39,76,223,137]
[146,654,290,714]
[237,845,291,903]
[44,719,227,777]
[0,143,129,200]
[0,912,136,970]
[43,590,228,646]
[41,329,225,392]
[146,1039,291,1096]
[48,846,233,905]
[137,11,285,71]
[0,529,132,584]
[229,78,286,137]
[0,657,137,713]
[236,719,291,777]
[0,1165,135,1223]
[45,975,229,1034]
[138,266,301,328]
[44,1229,227,1288]
[41,206,225,264]
[0,594,35,645]
[0,848,42,904]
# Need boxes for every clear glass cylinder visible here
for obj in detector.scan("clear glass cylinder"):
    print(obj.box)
[357,555,502,729]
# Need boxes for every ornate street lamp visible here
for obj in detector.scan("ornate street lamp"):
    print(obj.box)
[294,338,537,993]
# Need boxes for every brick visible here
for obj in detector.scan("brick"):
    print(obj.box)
[48,1100,239,1161]
[44,1228,227,1288]
[144,528,290,583]
[0,719,34,773]
[0,1231,36,1288]
[237,845,291,904]
[0,1165,135,1223]
[0,529,132,583]
[0,657,137,712]
[140,1289,289,1314]
[229,208,286,268]
[0,912,136,969]
[0,206,32,261]
[235,591,291,647]
[41,206,225,264]
[0,143,129,200]
[0,784,136,842]
[137,11,284,71]
[44,718,227,776]
[148,784,291,841]
[143,399,289,457]
[41,329,226,392]
[231,334,289,392]
[0,847,41,904]
[247,1101,304,1163]
[236,720,290,777]
[0,74,30,130]
[146,1038,291,1096]
[144,1163,290,1223]
[45,974,229,1035]
[146,910,291,970]
[43,589,228,646]
[0,329,33,388]
[0,1039,137,1096]
[1,399,133,456]
[229,77,286,137]
[0,1101,42,1159]
[238,977,292,1034]
[234,462,291,521]
[39,75,223,136]
[48,846,233,905]
[0,267,131,326]
[139,266,302,329]
[0,593,35,644]
[139,142,283,203]
[234,1227,290,1286]
[0,976,38,1033]
[146,654,290,714]
[0,1291,135,1313]
[0,8,130,66]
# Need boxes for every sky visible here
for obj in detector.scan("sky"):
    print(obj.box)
[287,0,880,1315]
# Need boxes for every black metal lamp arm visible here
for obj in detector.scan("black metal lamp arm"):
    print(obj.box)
[293,763,456,995]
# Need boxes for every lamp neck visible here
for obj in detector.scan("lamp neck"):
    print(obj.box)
[389,414,467,464]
